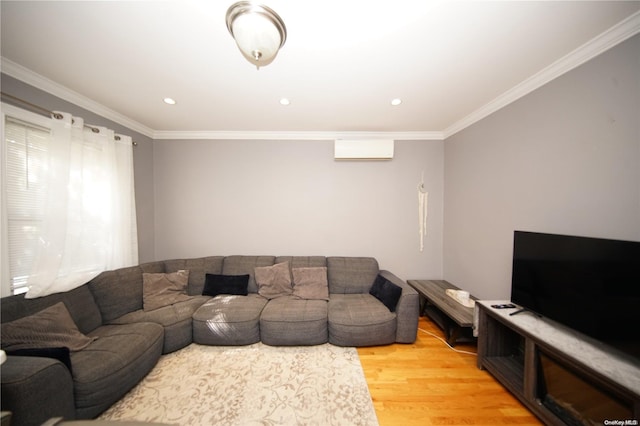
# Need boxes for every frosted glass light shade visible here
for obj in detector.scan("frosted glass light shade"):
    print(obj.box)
[226,2,287,69]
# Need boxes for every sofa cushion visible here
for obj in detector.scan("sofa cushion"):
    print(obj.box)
[142,270,191,311]
[88,265,145,322]
[110,296,210,353]
[369,274,402,312]
[202,274,249,297]
[163,256,224,295]
[222,256,276,293]
[140,261,166,274]
[275,256,326,269]
[260,296,328,346]
[255,262,292,299]
[1,302,97,352]
[327,257,379,294]
[328,294,396,346]
[192,294,268,345]
[73,322,163,418]
[291,267,329,300]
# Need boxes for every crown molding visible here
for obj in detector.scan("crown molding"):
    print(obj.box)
[152,130,444,141]
[1,58,155,138]
[443,10,640,139]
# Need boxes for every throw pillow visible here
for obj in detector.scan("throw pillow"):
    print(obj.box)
[291,267,329,301]
[369,275,402,312]
[203,274,250,297]
[142,270,191,311]
[254,262,292,299]
[0,302,97,352]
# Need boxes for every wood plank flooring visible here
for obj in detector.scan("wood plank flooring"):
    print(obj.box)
[357,316,543,426]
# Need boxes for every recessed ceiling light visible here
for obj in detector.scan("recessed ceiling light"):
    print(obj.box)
[163,97,177,105]
[391,98,402,106]
[279,98,291,106]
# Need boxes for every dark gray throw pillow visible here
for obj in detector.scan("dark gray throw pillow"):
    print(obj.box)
[203,274,250,297]
[369,275,402,312]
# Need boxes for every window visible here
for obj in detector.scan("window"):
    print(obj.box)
[2,106,52,295]
[2,103,138,298]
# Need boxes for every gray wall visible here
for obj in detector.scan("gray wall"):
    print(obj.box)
[443,34,640,299]
[1,74,157,263]
[153,139,444,280]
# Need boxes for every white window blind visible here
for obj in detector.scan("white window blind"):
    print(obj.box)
[4,116,51,295]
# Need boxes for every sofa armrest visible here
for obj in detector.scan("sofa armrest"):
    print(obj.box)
[1,356,76,426]
[379,270,419,343]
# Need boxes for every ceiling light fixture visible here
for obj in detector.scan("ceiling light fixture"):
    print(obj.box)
[279,98,290,106]
[226,1,287,70]
[163,97,177,105]
[391,98,402,106]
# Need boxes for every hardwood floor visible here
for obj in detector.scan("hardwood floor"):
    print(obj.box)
[357,316,543,426]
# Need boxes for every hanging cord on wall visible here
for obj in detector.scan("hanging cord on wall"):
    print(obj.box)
[1,91,137,146]
[418,171,428,251]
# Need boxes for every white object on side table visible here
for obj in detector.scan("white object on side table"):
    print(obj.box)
[445,288,475,308]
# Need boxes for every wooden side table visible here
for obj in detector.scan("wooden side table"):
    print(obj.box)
[407,279,477,346]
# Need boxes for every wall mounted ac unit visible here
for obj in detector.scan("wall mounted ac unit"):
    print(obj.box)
[334,139,394,160]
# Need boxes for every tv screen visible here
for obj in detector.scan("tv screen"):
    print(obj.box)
[510,231,640,360]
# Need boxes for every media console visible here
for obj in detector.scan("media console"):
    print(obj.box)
[476,301,639,425]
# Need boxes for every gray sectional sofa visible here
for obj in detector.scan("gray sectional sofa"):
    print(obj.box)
[1,255,419,426]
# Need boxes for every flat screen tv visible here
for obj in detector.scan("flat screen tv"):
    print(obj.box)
[510,230,640,361]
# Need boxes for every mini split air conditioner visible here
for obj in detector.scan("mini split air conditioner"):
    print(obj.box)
[334,139,394,160]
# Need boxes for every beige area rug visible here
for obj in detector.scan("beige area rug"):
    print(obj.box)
[99,342,379,426]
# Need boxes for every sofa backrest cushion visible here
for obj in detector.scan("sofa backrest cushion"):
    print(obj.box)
[87,265,145,322]
[327,257,379,294]
[0,284,102,334]
[164,256,224,296]
[222,256,275,293]
[140,261,166,274]
[275,256,326,269]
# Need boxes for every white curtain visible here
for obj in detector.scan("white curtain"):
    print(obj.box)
[25,112,138,298]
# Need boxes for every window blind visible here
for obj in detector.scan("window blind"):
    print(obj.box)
[4,117,51,294]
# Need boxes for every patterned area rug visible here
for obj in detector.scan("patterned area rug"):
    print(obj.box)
[99,342,378,426]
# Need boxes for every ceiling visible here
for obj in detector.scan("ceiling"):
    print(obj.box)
[2,1,640,140]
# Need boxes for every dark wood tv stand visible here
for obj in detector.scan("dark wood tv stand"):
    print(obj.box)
[476,301,640,425]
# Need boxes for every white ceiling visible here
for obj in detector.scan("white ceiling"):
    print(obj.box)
[2,1,640,140]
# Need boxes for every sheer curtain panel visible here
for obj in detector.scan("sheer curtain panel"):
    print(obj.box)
[2,105,138,298]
